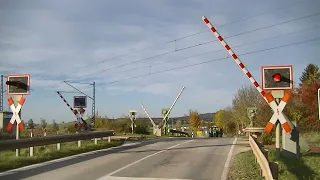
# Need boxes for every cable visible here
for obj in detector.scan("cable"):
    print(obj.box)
[74,25,320,80]
[43,7,319,89]
[71,0,314,66]
[65,12,320,81]
[90,37,320,88]
[28,0,314,81]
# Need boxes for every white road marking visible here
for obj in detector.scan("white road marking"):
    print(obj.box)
[0,141,146,177]
[220,138,237,180]
[98,176,192,180]
[98,139,194,179]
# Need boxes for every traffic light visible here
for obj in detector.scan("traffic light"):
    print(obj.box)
[6,74,30,95]
[261,65,293,90]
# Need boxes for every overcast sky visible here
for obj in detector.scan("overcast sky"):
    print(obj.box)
[0,0,319,124]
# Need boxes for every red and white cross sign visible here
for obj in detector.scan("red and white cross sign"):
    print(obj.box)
[7,96,25,132]
[264,92,291,133]
[74,108,85,129]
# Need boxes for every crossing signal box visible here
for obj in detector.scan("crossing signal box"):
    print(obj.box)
[129,110,137,116]
[6,74,30,95]
[261,65,293,90]
[162,108,169,116]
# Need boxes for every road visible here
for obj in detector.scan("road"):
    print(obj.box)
[0,137,250,180]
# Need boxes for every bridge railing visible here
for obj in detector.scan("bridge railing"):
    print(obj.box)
[0,131,115,156]
[249,134,279,180]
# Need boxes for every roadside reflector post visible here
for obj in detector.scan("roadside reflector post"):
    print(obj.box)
[57,131,61,151]
[29,129,34,157]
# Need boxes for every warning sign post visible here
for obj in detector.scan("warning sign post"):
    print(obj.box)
[201,16,310,159]
[6,74,30,157]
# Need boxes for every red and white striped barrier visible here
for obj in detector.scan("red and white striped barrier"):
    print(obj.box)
[56,91,85,129]
[202,16,292,133]
[7,96,25,132]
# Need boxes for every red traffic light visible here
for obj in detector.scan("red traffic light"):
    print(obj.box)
[272,73,281,82]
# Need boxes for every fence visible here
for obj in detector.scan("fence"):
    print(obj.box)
[249,134,279,180]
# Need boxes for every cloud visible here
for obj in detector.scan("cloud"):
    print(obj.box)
[0,0,319,122]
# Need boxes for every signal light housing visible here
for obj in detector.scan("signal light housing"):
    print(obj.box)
[262,65,293,90]
[6,74,30,95]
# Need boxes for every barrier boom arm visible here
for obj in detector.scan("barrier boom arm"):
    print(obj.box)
[159,87,185,127]
[140,103,156,127]
[202,16,267,102]
[201,16,292,133]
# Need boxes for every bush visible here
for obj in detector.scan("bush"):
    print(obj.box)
[134,124,149,135]
[259,133,273,145]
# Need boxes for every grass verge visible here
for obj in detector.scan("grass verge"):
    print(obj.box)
[227,150,264,180]
[268,151,320,180]
[228,149,320,180]
[0,140,123,172]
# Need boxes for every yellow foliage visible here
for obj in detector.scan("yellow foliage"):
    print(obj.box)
[189,109,201,130]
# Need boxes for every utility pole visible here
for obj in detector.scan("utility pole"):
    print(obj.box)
[0,75,3,112]
[63,81,96,130]
[92,82,95,128]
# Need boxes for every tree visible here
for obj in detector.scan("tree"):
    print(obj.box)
[27,119,35,129]
[214,110,224,127]
[232,85,264,129]
[176,120,182,129]
[40,118,47,129]
[188,109,201,130]
[295,81,320,131]
[299,64,320,84]
[52,119,59,132]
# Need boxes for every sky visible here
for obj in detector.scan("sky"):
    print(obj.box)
[0,0,319,124]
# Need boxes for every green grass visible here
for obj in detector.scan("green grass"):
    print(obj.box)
[228,149,320,180]
[227,150,265,180]
[268,151,320,180]
[0,140,122,172]
[301,132,320,147]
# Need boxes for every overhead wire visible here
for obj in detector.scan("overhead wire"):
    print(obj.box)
[88,37,320,89]
[69,0,314,67]
[64,12,320,81]
[34,0,313,87]
[80,25,320,80]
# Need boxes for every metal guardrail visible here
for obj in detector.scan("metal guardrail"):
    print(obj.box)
[249,135,278,180]
[0,131,114,151]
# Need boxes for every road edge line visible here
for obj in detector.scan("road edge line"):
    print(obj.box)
[220,137,237,180]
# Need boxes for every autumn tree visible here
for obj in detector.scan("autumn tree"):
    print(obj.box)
[232,85,264,129]
[214,108,236,134]
[176,120,182,129]
[189,109,201,130]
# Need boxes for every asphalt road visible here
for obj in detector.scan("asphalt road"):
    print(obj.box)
[0,137,250,180]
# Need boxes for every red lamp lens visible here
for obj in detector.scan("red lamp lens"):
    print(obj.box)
[273,73,281,82]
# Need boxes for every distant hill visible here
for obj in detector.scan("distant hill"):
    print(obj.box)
[137,112,215,125]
